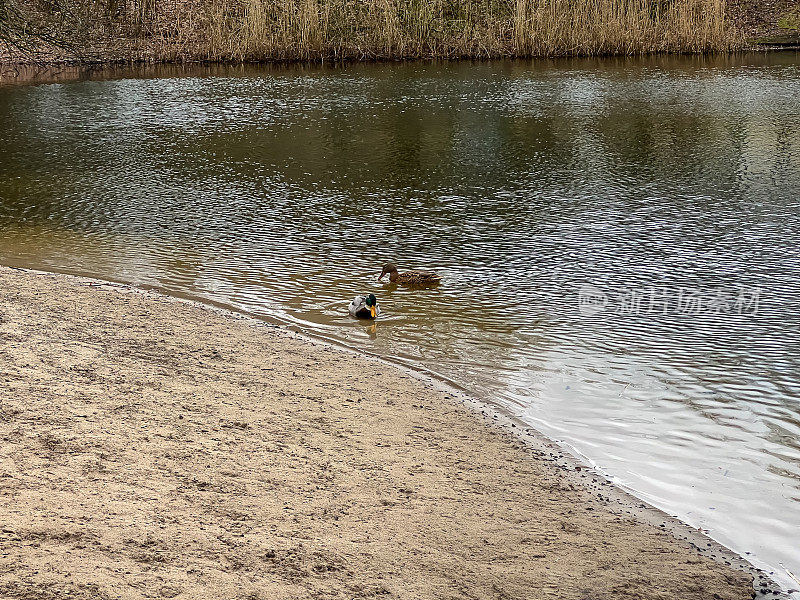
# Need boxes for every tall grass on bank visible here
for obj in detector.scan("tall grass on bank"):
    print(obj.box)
[1,0,737,63]
[191,0,734,59]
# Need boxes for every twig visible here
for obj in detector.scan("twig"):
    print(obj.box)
[786,568,800,587]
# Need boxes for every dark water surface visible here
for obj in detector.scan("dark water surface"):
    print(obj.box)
[1,55,799,590]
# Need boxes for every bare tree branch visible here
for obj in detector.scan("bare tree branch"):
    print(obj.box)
[0,0,84,62]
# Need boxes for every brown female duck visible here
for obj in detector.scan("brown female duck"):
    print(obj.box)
[378,263,442,285]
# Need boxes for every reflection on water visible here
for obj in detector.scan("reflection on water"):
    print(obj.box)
[1,54,800,590]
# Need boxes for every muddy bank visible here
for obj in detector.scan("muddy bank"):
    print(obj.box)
[0,266,767,599]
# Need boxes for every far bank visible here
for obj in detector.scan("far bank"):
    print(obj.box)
[0,0,750,66]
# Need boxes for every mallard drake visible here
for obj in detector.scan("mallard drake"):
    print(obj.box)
[349,294,380,319]
[378,263,442,285]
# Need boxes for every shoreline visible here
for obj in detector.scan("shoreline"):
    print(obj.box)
[1,0,797,72]
[0,265,787,599]
[0,52,798,89]
[1,45,799,73]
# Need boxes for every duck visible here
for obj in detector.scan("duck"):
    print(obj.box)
[378,263,442,285]
[348,293,380,319]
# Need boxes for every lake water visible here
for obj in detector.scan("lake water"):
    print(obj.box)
[1,55,799,592]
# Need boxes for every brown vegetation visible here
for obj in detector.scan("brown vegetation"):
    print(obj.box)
[726,0,800,43]
[1,0,737,64]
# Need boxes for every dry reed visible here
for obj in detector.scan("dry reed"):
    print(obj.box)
[2,0,738,63]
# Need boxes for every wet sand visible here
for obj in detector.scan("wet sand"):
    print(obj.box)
[0,265,762,599]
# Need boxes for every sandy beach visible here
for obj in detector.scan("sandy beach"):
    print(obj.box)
[0,265,762,599]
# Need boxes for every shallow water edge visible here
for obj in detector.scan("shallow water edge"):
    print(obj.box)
[2,54,798,593]
[3,264,786,598]
[0,50,797,86]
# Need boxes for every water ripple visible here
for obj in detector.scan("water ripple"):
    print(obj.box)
[1,54,800,590]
